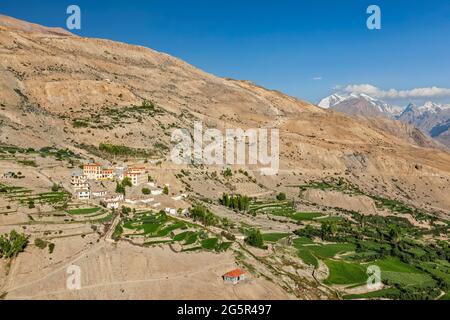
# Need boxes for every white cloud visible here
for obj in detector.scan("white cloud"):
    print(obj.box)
[343,84,450,99]
[313,76,322,81]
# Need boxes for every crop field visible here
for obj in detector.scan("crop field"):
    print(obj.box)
[118,211,233,252]
[0,183,70,207]
[249,199,327,222]
[262,233,291,242]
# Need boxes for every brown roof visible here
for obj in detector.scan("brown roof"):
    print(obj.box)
[223,268,246,278]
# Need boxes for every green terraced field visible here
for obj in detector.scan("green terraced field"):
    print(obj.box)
[324,259,367,285]
[262,233,290,242]
[67,207,101,215]
[297,248,319,268]
[307,243,356,259]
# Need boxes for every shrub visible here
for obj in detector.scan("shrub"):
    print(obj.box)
[276,192,287,201]
[142,188,151,195]
[245,229,266,249]
[222,168,233,178]
[34,238,48,249]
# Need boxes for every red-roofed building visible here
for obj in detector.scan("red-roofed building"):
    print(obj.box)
[222,268,246,284]
[83,163,102,180]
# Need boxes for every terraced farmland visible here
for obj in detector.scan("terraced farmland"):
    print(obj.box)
[117,211,233,253]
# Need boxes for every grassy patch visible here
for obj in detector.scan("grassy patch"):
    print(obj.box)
[262,233,290,242]
[324,259,367,285]
[67,207,100,215]
[297,248,319,268]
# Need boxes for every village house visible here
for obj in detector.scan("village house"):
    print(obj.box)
[125,167,146,186]
[105,199,120,209]
[91,189,108,198]
[103,194,124,209]
[222,269,247,285]
[100,168,114,180]
[83,163,102,180]
[76,188,90,200]
[71,171,88,189]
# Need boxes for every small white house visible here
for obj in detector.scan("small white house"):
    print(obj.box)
[172,194,187,201]
[151,189,163,196]
[106,200,120,209]
[92,190,108,198]
[77,189,90,200]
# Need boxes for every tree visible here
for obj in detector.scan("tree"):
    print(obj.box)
[245,229,265,249]
[389,224,402,243]
[163,186,169,195]
[321,222,338,239]
[122,177,132,188]
[122,206,132,215]
[222,168,233,178]
[142,188,151,195]
[189,204,218,226]
[0,230,28,259]
[116,182,125,195]
[220,194,250,212]
[51,183,60,192]
[276,192,287,201]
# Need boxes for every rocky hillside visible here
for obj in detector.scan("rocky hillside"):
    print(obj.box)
[1,15,450,214]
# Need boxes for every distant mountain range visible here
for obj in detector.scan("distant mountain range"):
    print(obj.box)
[318,93,450,148]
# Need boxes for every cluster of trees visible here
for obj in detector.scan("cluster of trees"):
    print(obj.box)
[245,229,266,249]
[116,177,132,195]
[219,194,250,212]
[99,143,150,158]
[295,222,340,241]
[189,205,218,226]
[0,230,28,259]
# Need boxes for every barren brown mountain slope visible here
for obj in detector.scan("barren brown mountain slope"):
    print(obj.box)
[1,15,450,217]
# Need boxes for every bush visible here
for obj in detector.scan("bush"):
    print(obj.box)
[51,183,60,192]
[222,168,233,178]
[28,200,35,209]
[245,229,266,249]
[142,188,151,195]
[34,238,48,249]
[276,192,287,201]
[122,206,132,215]
[163,186,169,195]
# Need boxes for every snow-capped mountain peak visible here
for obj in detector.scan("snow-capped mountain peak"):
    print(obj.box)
[317,94,346,109]
[317,93,401,116]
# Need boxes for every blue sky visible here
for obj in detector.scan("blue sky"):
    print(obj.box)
[1,0,450,106]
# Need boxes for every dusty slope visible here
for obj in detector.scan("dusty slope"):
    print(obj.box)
[0,15,450,215]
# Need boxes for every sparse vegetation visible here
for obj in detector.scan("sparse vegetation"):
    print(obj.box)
[0,230,28,259]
